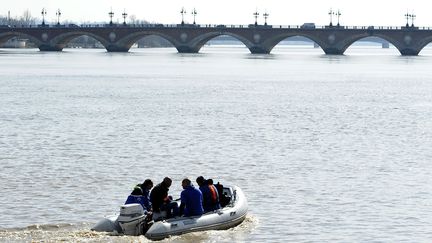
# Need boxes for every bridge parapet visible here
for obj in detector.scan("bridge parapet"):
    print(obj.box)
[3,24,431,30]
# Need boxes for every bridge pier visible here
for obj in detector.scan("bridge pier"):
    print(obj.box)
[322,48,345,55]
[176,46,199,53]
[106,45,130,52]
[39,44,63,52]
[399,48,420,56]
[249,46,271,54]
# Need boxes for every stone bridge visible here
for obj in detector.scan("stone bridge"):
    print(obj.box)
[1,24,432,55]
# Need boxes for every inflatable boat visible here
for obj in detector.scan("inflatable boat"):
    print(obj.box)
[92,185,248,240]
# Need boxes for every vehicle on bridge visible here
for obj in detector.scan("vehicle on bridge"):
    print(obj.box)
[67,24,80,28]
[301,23,316,29]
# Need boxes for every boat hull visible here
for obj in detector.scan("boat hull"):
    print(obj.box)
[145,186,248,240]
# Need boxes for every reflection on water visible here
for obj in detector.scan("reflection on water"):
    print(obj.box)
[1,46,432,241]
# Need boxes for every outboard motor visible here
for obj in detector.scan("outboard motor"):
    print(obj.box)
[117,204,147,236]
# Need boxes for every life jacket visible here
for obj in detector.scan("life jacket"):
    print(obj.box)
[208,185,218,203]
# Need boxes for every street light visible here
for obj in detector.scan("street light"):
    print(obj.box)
[328,8,334,27]
[405,11,410,27]
[411,13,416,27]
[41,8,47,26]
[122,9,128,25]
[192,8,197,25]
[253,9,259,26]
[108,8,114,25]
[263,11,269,26]
[180,7,186,25]
[56,9,61,25]
[336,10,341,27]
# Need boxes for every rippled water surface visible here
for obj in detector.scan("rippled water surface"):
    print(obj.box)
[1,46,432,242]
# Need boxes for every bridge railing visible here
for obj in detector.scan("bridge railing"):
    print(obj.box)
[2,23,432,31]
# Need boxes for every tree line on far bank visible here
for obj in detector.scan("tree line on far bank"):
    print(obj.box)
[0,10,37,26]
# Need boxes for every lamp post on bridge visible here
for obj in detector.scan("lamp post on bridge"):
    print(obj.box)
[411,13,416,27]
[41,8,47,26]
[122,9,128,26]
[56,9,61,25]
[108,8,114,26]
[405,12,410,27]
[253,9,259,26]
[180,7,186,25]
[328,8,334,27]
[191,8,197,25]
[405,12,417,28]
[336,10,341,27]
[263,11,269,26]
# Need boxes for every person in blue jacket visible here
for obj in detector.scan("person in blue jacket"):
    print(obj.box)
[179,178,204,217]
[125,179,153,212]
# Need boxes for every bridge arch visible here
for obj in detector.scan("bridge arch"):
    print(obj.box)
[188,32,255,53]
[342,36,400,54]
[261,33,325,54]
[337,33,403,55]
[131,34,174,48]
[115,31,179,52]
[50,31,110,51]
[0,31,43,47]
[265,34,325,53]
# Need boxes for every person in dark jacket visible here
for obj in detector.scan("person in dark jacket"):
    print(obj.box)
[215,181,230,207]
[150,177,178,219]
[179,178,204,217]
[196,176,221,213]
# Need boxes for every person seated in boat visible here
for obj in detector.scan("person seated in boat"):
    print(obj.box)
[125,186,150,213]
[214,181,231,207]
[150,177,178,220]
[196,176,221,213]
[207,179,223,208]
[179,178,204,217]
[139,179,153,212]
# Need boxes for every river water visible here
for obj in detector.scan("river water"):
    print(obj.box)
[0,45,432,242]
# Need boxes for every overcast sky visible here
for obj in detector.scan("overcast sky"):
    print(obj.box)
[2,0,432,27]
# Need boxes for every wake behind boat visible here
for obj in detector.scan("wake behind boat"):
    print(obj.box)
[92,185,247,240]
